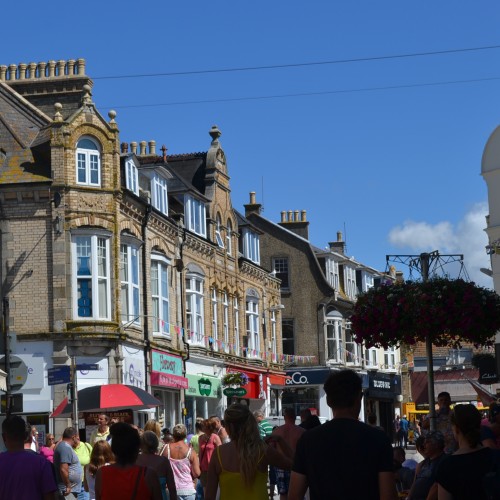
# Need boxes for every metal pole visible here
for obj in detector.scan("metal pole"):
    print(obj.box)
[421,253,436,431]
[71,356,78,430]
[2,297,12,417]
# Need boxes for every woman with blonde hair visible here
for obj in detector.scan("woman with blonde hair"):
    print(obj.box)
[39,433,56,463]
[84,440,115,500]
[205,403,293,500]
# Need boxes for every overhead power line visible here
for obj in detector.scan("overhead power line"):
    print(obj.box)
[93,44,500,81]
[105,75,500,109]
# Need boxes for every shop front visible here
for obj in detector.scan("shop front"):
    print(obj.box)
[282,368,332,418]
[150,350,188,430]
[184,373,222,433]
[363,371,402,438]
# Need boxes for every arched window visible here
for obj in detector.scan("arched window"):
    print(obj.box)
[76,137,101,186]
[215,214,224,248]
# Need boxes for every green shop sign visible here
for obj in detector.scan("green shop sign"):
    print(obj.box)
[223,387,247,397]
[186,374,221,398]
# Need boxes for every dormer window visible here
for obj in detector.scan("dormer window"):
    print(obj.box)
[125,159,139,196]
[242,228,260,264]
[76,137,101,187]
[185,195,206,237]
[152,174,168,215]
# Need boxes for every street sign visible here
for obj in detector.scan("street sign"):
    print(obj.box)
[223,387,247,397]
[76,363,99,371]
[48,366,71,386]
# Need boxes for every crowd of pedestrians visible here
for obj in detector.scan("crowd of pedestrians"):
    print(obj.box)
[3,373,500,499]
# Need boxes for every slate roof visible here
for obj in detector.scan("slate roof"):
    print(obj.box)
[0,82,52,184]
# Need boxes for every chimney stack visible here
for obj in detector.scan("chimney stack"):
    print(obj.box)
[278,209,310,240]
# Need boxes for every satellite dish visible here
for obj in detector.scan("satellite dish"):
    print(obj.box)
[52,192,62,208]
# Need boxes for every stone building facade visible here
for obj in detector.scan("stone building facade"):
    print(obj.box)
[0,59,283,437]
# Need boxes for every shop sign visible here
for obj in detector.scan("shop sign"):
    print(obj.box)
[186,374,221,398]
[123,346,145,389]
[84,410,133,425]
[223,387,247,397]
[150,372,189,389]
[367,372,401,398]
[152,350,183,376]
[285,369,331,386]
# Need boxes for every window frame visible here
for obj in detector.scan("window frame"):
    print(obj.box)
[272,257,290,291]
[326,312,343,363]
[76,136,101,187]
[281,318,294,356]
[344,321,361,365]
[186,274,205,346]
[120,238,141,325]
[245,297,260,358]
[152,173,168,215]
[125,158,139,196]
[151,254,171,337]
[226,220,233,256]
[71,231,111,320]
[222,292,229,352]
[215,214,224,248]
[185,195,207,237]
[242,228,260,264]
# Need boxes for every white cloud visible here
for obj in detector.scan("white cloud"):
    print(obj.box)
[388,202,492,288]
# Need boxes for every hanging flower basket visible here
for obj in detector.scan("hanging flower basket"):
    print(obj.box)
[351,277,500,349]
[222,371,249,387]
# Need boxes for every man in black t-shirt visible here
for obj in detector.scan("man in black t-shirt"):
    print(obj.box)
[289,370,398,500]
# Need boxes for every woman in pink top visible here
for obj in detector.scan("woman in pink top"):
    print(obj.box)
[167,424,200,500]
[198,417,222,495]
[39,433,55,463]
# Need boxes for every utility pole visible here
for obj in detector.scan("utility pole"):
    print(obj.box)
[386,251,467,432]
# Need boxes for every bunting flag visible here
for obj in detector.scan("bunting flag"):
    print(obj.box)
[136,317,319,365]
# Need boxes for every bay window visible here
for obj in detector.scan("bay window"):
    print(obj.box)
[72,232,111,320]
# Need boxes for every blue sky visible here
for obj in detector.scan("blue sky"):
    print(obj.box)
[4,1,500,286]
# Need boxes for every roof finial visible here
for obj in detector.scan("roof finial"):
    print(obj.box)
[53,102,63,122]
[209,125,221,145]
[82,84,92,105]
[161,145,168,161]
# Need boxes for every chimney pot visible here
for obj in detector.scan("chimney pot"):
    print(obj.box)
[121,143,129,154]
[77,58,86,76]
[301,210,307,222]
[18,63,27,80]
[28,62,37,79]
[37,61,47,78]
[250,192,256,204]
[148,140,156,155]
[288,210,293,222]
[281,211,286,223]
[48,60,56,78]
[57,60,66,77]
[139,141,147,155]
[337,231,343,242]
[8,64,17,81]
[130,142,137,154]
